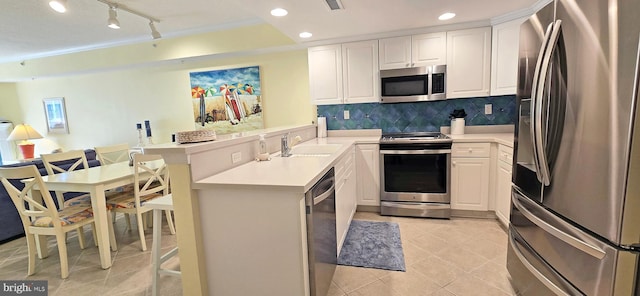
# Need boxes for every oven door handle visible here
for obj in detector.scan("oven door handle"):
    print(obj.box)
[380,149,451,155]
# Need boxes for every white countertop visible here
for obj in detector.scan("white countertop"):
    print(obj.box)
[448,133,514,147]
[193,136,379,193]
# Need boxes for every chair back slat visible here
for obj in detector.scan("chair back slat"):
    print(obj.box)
[0,166,61,229]
[133,154,169,206]
[41,150,89,175]
[95,144,130,165]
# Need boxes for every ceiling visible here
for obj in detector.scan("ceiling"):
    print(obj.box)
[1,0,541,64]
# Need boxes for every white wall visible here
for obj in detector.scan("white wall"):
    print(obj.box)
[10,50,314,155]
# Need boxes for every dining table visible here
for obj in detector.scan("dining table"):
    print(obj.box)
[30,160,162,269]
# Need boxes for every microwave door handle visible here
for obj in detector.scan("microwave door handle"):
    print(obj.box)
[535,20,563,187]
[530,22,555,185]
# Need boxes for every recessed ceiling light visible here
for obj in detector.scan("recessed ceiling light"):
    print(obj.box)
[438,12,456,21]
[271,8,288,17]
[49,0,67,13]
[299,32,312,38]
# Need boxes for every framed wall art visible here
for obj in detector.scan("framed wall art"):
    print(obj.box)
[43,97,69,134]
[189,66,263,135]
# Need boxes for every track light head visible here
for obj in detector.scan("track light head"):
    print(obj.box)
[49,0,68,13]
[149,21,161,39]
[107,6,120,29]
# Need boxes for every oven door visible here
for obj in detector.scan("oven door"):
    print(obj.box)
[380,147,451,203]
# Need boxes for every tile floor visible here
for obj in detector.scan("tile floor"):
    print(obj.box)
[0,212,516,296]
[0,215,182,296]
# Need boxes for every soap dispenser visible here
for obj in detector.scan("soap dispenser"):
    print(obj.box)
[256,134,270,161]
[259,134,268,154]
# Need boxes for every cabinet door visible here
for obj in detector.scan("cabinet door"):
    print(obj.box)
[446,27,492,99]
[451,157,490,211]
[495,160,513,227]
[336,148,356,254]
[342,40,380,104]
[378,36,412,70]
[356,144,380,206]
[491,18,524,96]
[308,45,343,105]
[412,32,447,67]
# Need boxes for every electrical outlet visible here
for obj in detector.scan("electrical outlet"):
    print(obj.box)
[343,110,350,120]
[485,104,493,115]
[232,152,242,163]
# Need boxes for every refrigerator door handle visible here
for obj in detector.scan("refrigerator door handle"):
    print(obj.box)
[530,22,555,185]
[534,20,563,186]
[509,231,575,296]
[512,191,606,259]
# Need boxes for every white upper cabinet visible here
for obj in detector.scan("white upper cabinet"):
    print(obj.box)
[308,40,379,105]
[308,45,343,105]
[378,36,412,69]
[491,18,525,96]
[446,27,492,99]
[411,32,447,67]
[379,32,446,70]
[342,40,380,104]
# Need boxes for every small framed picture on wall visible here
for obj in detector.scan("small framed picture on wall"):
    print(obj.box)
[43,97,69,134]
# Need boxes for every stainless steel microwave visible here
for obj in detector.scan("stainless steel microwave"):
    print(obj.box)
[380,65,446,103]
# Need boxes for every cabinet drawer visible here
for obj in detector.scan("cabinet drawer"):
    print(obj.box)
[451,142,491,158]
[498,144,513,164]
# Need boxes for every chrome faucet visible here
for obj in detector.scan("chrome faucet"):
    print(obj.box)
[281,134,292,157]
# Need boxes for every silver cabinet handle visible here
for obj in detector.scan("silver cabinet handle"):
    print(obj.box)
[512,190,606,259]
[530,22,554,185]
[534,20,563,186]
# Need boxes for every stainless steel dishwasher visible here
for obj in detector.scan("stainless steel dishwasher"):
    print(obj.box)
[306,167,337,296]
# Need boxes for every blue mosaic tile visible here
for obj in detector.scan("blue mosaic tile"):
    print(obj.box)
[317,95,516,132]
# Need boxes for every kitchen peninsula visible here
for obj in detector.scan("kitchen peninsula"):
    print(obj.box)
[144,125,379,296]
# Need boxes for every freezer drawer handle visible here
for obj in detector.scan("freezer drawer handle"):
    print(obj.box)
[512,193,606,259]
[509,231,576,296]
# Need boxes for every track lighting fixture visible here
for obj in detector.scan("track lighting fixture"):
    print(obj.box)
[149,21,161,39]
[107,6,120,29]
[49,0,67,13]
[47,0,162,39]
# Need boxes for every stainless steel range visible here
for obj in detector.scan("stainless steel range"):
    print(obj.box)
[379,132,452,218]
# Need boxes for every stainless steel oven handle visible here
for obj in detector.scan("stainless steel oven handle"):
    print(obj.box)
[380,149,451,155]
[512,191,606,259]
[509,231,574,296]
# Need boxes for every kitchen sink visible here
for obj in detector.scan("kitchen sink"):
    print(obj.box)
[290,144,341,155]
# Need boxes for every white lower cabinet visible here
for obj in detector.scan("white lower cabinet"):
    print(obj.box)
[355,144,380,206]
[495,144,514,227]
[335,146,357,254]
[451,142,491,211]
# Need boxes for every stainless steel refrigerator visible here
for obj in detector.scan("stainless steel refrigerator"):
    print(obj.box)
[508,0,640,295]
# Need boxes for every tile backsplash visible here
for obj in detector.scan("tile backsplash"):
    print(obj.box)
[317,95,516,133]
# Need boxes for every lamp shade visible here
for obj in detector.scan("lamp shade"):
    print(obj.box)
[7,124,43,141]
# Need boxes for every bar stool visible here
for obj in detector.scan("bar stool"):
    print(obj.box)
[145,194,180,296]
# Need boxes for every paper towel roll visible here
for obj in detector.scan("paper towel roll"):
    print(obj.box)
[451,118,465,135]
[317,117,327,138]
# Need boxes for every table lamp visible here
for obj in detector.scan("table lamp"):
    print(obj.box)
[7,124,43,159]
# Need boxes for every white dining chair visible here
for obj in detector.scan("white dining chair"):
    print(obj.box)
[107,154,176,251]
[0,165,111,279]
[95,143,130,165]
[95,143,134,229]
[41,150,93,209]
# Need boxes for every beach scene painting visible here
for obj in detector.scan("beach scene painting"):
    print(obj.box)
[189,66,263,134]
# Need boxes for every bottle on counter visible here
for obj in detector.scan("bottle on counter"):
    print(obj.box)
[259,134,268,154]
